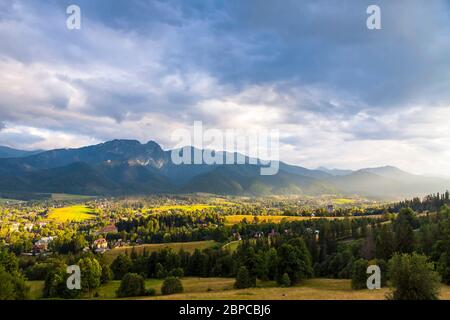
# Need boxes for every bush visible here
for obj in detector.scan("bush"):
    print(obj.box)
[101,263,113,284]
[234,266,254,289]
[26,263,52,281]
[351,259,369,290]
[161,276,183,295]
[280,273,291,287]
[437,252,450,285]
[169,267,184,277]
[145,288,156,296]
[43,265,81,299]
[0,267,30,300]
[116,273,146,298]
[388,253,441,300]
[375,259,388,287]
[155,263,167,279]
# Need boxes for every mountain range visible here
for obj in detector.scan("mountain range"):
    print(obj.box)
[0,146,43,158]
[0,140,448,199]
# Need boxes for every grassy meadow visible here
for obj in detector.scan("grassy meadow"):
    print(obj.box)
[27,278,450,300]
[222,240,241,252]
[50,194,96,201]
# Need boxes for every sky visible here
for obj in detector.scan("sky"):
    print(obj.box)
[0,0,449,176]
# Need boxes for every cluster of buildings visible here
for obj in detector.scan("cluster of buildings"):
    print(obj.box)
[32,236,55,254]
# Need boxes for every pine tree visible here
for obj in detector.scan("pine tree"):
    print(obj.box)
[235,266,253,289]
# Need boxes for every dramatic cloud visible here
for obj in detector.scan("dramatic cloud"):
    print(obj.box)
[0,0,449,175]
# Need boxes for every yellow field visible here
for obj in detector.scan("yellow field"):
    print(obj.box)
[47,205,96,222]
[332,198,356,205]
[105,240,217,260]
[149,204,216,212]
[224,214,384,225]
[224,215,311,225]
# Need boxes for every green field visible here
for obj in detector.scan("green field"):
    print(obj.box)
[28,281,45,299]
[105,240,218,260]
[28,278,450,300]
[47,205,96,222]
[51,194,96,201]
[222,240,241,252]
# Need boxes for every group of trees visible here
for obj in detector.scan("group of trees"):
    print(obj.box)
[109,235,314,289]
[109,211,228,244]
[42,255,107,299]
[0,250,29,299]
[390,191,450,213]
[314,206,449,285]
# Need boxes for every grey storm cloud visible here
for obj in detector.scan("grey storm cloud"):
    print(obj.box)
[2,0,450,119]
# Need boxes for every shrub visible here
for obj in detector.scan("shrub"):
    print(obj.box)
[155,263,167,279]
[169,267,184,277]
[351,259,369,290]
[0,267,30,300]
[116,273,145,298]
[26,263,52,281]
[161,276,183,295]
[280,273,291,287]
[376,259,388,287]
[145,288,156,296]
[437,252,450,285]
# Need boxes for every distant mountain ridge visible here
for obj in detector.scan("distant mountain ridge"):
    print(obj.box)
[0,146,44,158]
[0,140,448,199]
[316,166,354,176]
